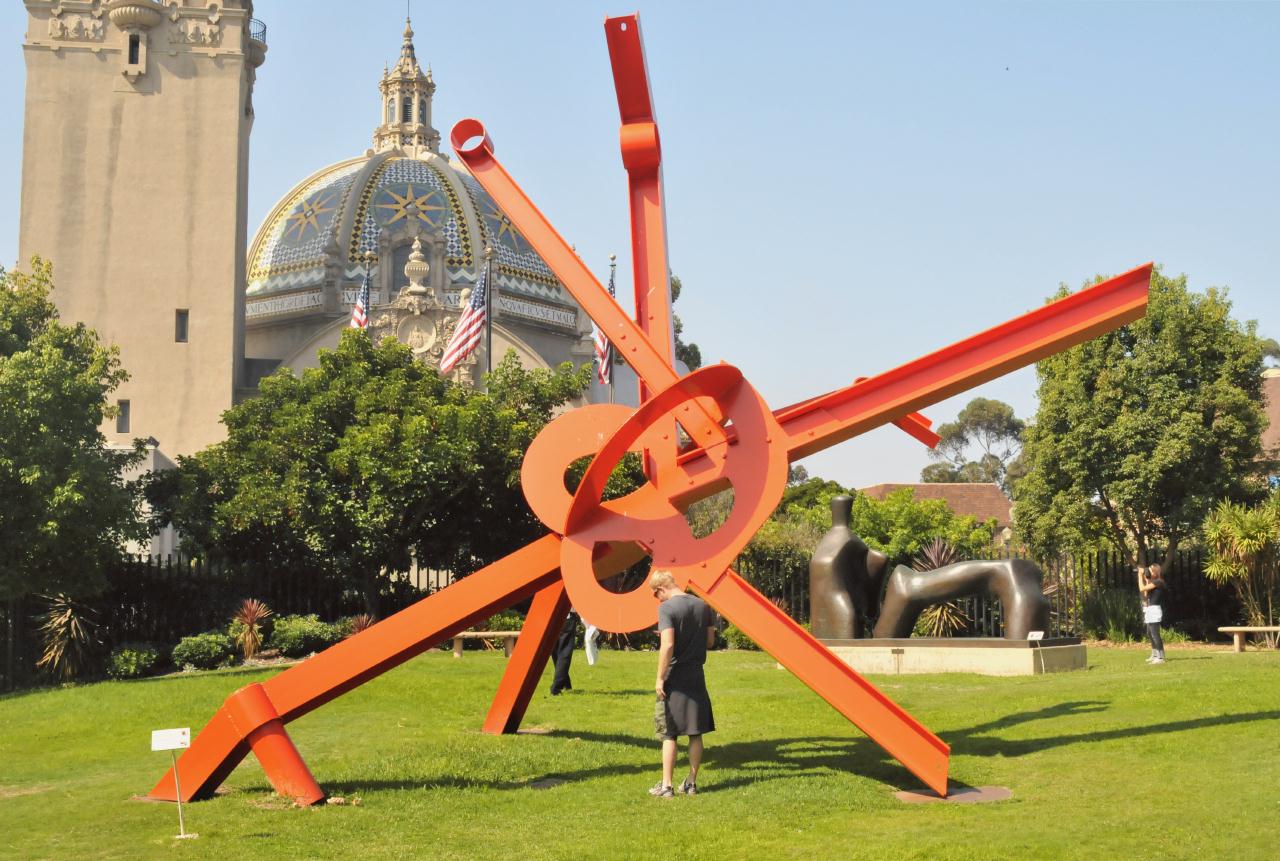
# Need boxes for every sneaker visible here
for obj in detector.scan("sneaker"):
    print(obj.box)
[648,782,674,798]
[1150,658,1165,665]
[1145,656,1156,663]
[679,777,697,796]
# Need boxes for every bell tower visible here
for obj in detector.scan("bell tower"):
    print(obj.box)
[17,0,267,457]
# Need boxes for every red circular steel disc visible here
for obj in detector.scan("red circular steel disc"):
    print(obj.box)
[550,364,787,633]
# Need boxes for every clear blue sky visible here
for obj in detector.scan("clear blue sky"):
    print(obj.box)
[2,2,1276,487]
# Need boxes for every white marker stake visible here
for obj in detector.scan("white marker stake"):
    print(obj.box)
[151,728,196,839]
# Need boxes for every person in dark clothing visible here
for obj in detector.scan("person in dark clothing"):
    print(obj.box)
[1138,564,1167,664]
[648,570,717,798]
[550,608,578,695]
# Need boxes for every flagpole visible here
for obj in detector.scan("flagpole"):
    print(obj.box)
[608,253,617,405]
[484,245,494,375]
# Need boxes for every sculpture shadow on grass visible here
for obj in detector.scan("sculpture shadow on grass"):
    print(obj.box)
[286,702,1280,797]
[945,703,1280,760]
[311,732,887,796]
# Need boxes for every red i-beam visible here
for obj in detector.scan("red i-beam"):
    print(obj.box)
[151,14,1150,806]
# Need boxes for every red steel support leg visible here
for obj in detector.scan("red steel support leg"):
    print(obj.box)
[482,580,571,734]
[228,683,325,805]
[700,570,951,796]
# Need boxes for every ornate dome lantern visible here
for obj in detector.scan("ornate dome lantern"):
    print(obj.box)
[373,17,440,155]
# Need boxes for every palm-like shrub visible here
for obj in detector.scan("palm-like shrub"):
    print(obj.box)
[230,598,273,659]
[911,539,972,638]
[1204,494,1280,648]
[348,613,376,636]
[36,594,101,681]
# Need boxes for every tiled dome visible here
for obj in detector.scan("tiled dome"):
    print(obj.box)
[246,149,566,303]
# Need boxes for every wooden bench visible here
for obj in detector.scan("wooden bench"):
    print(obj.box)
[1217,626,1280,652]
[452,630,521,658]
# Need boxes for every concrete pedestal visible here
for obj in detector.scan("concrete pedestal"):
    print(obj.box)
[821,637,1086,676]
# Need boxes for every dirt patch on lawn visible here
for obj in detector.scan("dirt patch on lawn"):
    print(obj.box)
[0,784,52,800]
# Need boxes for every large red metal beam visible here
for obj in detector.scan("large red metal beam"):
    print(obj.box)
[150,535,563,802]
[452,120,678,400]
[775,263,1152,460]
[605,15,675,394]
[451,120,1149,471]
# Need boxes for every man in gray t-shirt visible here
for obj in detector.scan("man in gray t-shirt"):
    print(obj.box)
[649,569,717,798]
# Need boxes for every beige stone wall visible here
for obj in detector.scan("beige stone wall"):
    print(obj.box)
[18,0,259,457]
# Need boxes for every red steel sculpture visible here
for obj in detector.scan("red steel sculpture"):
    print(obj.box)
[151,14,1151,805]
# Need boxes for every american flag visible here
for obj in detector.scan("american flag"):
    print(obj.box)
[349,272,371,330]
[592,259,616,385]
[439,261,489,374]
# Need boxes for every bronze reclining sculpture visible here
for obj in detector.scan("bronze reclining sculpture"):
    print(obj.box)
[810,495,1051,640]
[872,558,1051,639]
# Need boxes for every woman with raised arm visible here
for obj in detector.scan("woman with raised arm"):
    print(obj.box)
[1137,564,1167,665]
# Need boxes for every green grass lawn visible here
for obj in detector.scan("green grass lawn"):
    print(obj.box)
[2,644,1278,860]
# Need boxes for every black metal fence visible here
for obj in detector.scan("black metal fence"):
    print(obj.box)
[0,546,1242,691]
[735,556,811,624]
[0,557,429,691]
[956,546,1235,639]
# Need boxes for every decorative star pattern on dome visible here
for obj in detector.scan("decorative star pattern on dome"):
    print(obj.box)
[284,191,338,241]
[480,200,528,254]
[374,183,447,227]
[351,157,470,267]
[248,158,365,293]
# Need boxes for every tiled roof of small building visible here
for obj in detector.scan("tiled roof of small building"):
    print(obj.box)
[857,482,1012,527]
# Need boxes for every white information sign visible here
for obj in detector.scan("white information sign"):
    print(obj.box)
[151,728,190,752]
[151,727,197,838]
[1027,631,1045,641]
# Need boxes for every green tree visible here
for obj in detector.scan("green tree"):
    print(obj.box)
[1259,336,1279,367]
[1016,268,1268,568]
[843,488,996,564]
[750,480,996,572]
[0,258,145,602]
[780,474,847,511]
[920,398,1026,494]
[670,275,702,371]
[145,333,592,613]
